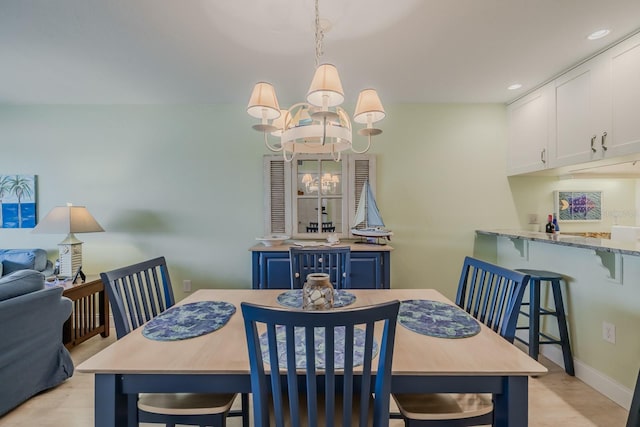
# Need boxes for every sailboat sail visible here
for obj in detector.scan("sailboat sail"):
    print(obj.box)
[352,181,392,240]
[354,182,384,227]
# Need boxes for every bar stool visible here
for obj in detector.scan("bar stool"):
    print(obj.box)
[515,269,575,376]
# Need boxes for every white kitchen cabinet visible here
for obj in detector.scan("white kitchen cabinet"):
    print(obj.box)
[506,83,554,175]
[551,54,610,168]
[607,33,640,157]
[551,32,640,167]
[507,32,640,175]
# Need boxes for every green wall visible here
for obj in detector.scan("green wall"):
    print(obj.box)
[2,103,638,400]
[0,104,521,300]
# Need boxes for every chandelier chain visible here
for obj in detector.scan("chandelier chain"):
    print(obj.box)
[314,0,324,68]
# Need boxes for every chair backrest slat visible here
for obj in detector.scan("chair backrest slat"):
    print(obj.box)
[242,300,400,427]
[455,256,529,342]
[100,257,175,339]
[290,247,351,289]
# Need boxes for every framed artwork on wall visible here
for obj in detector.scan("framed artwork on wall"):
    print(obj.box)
[0,175,37,228]
[555,190,602,222]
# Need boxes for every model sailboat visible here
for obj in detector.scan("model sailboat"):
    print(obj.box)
[351,181,393,241]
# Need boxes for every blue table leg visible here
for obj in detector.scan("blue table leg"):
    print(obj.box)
[494,376,528,427]
[95,373,129,427]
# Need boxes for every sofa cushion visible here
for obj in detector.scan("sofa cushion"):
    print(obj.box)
[0,249,49,276]
[0,270,45,302]
[0,251,36,275]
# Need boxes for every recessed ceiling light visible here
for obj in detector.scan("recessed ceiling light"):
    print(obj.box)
[507,83,523,90]
[587,29,610,40]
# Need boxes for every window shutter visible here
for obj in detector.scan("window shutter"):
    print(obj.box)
[348,154,376,230]
[263,156,291,235]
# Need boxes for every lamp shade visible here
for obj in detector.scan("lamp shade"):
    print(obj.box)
[33,206,104,234]
[247,82,281,120]
[306,64,345,108]
[353,89,386,124]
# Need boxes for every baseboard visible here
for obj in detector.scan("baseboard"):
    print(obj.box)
[516,330,633,409]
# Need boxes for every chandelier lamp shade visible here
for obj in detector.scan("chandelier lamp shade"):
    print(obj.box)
[32,204,104,278]
[247,0,385,162]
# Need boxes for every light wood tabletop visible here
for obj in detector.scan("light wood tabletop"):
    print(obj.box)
[78,288,547,427]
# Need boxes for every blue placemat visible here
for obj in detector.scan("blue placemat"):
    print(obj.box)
[276,289,356,309]
[259,326,378,369]
[142,301,236,341]
[398,299,481,338]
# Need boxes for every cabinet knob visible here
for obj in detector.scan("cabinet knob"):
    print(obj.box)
[540,148,546,164]
[601,132,608,151]
[591,135,597,153]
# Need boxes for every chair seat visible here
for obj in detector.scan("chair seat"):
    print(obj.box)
[514,269,563,281]
[392,393,493,420]
[138,392,237,416]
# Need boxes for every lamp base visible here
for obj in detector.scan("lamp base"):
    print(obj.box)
[58,242,83,278]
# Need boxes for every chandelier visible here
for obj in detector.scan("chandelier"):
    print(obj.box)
[302,172,340,194]
[247,0,385,162]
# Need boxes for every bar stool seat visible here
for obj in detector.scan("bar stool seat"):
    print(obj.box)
[515,268,575,376]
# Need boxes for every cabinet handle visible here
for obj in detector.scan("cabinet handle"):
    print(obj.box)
[601,131,608,151]
[591,135,597,153]
[541,148,546,164]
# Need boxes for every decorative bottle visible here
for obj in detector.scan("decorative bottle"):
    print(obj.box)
[545,214,555,234]
[302,273,334,310]
[552,214,560,233]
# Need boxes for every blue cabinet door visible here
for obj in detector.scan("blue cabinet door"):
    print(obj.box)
[252,250,390,289]
[350,252,383,289]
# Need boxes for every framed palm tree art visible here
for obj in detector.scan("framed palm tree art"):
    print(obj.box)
[0,175,37,228]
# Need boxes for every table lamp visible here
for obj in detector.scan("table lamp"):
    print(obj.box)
[33,204,104,278]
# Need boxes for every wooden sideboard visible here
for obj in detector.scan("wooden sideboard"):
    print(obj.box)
[250,242,392,289]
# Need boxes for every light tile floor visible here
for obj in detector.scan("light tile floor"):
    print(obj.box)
[0,332,629,426]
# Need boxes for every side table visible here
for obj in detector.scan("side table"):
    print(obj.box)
[60,276,110,349]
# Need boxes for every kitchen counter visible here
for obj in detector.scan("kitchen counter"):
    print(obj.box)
[476,229,640,256]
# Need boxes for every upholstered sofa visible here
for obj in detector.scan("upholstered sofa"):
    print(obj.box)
[0,249,54,277]
[0,269,74,416]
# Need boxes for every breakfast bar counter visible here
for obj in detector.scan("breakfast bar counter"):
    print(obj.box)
[476,228,640,256]
[475,228,640,403]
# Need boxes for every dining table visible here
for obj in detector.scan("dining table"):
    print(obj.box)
[77,288,547,427]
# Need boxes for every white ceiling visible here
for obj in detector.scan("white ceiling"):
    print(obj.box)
[1,0,640,105]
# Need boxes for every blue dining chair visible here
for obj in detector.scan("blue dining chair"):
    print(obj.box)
[627,369,640,427]
[289,246,351,289]
[241,300,400,427]
[101,257,249,427]
[392,256,530,426]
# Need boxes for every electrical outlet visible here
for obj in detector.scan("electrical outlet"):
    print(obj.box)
[183,279,192,293]
[603,321,616,344]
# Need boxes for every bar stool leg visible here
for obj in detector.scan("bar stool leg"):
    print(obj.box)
[551,279,575,376]
[529,279,541,360]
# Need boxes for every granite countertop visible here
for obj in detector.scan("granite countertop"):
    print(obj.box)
[476,229,640,256]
